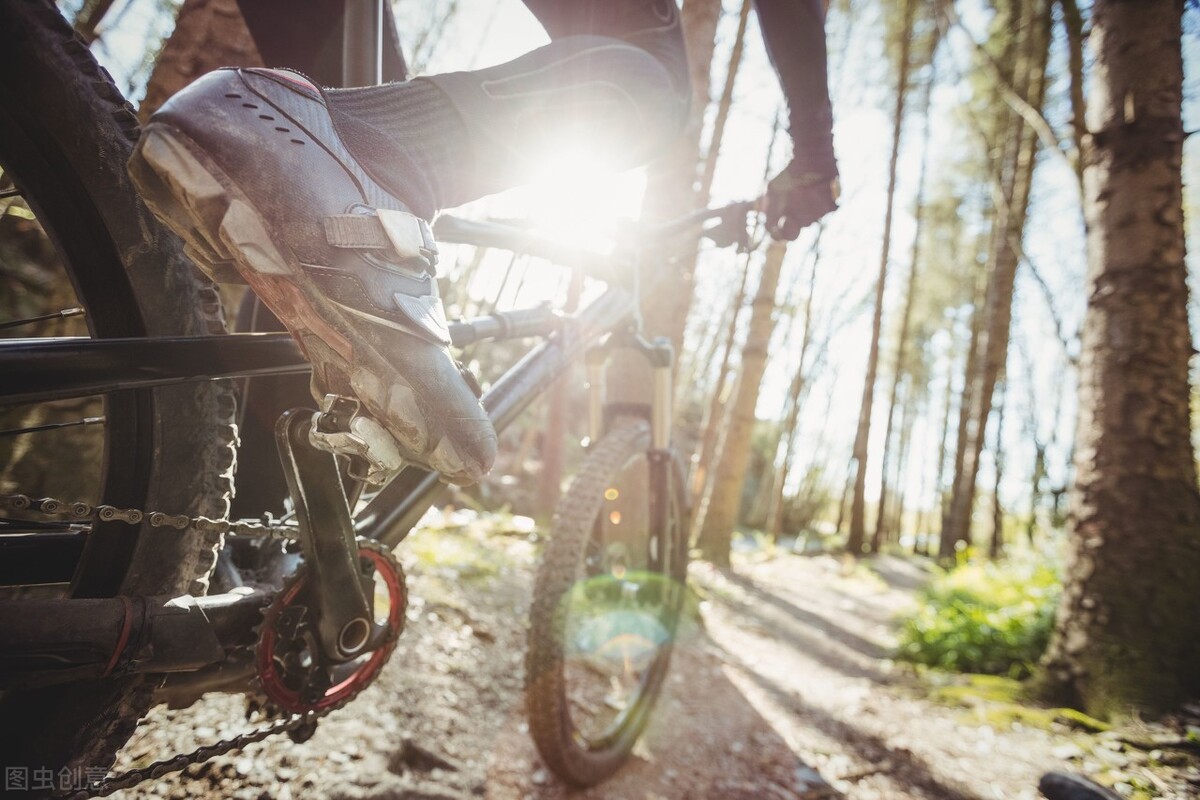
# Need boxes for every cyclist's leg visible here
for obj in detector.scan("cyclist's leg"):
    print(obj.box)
[234,0,410,86]
[321,0,688,214]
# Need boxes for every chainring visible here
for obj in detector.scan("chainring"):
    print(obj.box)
[255,538,407,715]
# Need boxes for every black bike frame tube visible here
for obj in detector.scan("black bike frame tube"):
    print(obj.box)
[0,310,566,407]
[0,333,309,406]
[342,0,384,87]
[360,286,636,547]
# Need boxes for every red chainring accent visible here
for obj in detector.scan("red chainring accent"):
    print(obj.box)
[256,546,404,714]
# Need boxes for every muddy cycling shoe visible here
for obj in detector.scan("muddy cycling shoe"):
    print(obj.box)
[128,68,496,485]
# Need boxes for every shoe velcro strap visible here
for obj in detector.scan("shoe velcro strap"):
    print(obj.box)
[324,210,439,272]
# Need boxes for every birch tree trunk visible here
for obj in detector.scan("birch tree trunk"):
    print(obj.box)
[697,240,788,565]
[1038,0,1200,716]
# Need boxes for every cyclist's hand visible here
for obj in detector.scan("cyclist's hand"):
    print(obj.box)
[763,159,839,240]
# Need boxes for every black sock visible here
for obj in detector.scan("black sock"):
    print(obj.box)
[324,79,468,221]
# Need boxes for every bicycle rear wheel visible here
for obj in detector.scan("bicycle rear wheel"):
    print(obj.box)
[0,0,236,784]
[526,416,688,786]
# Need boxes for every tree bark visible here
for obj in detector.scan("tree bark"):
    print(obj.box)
[1038,0,1200,716]
[138,0,261,123]
[847,0,916,555]
[697,240,788,565]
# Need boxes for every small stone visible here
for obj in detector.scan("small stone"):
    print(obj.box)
[532,769,549,785]
[1052,743,1084,760]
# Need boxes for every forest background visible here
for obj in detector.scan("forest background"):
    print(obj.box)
[39,0,1200,725]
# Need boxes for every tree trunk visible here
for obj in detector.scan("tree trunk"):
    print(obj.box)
[697,0,752,201]
[73,0,118,44]
[989,376,1006,559]
[940,284,984,557]
[638,0,724,353]
[872,51,935,552]
[886,384,915,547]
[536,271,583,516]
[697,240,788,565]
[1038,0,1200,716]
[138,0,261,123]
[847,0,916,554]
[767,237,822,537]
[933,327,960,552]
[689,256,751,506]
[941,0,1051,559]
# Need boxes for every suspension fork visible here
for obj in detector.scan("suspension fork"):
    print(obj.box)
[585,327,673,446]
[586,329,677,572]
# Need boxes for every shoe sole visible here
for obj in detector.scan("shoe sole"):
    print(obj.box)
[129,124,481,484]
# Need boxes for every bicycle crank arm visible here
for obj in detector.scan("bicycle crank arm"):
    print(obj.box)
[276,408,379,661]
[0,587,269,689]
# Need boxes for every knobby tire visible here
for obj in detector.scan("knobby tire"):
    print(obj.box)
[0,0,237,787]
[525,416,688,786]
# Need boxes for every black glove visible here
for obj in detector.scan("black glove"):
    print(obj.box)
[763,159,839,240]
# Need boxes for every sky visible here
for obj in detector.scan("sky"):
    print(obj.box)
[75,0,1200,536]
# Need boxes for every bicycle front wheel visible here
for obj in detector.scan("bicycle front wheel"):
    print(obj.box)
[526,416,688,786]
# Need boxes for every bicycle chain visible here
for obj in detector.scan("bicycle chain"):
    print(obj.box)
[2,491,399,798]
[64,712,318,799]
[0,492,297,540]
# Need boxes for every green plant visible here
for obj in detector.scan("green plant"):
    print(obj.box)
[897,556,1060,678]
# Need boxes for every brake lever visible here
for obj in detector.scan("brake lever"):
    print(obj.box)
[701,202,758,252]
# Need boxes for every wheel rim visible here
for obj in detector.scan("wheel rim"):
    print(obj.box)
[0,93,154,597]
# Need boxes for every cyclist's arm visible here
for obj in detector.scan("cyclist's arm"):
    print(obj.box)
[754,0,838,180]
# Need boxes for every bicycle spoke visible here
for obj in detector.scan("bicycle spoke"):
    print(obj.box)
[0,306,85,332]
[0,415,104,438]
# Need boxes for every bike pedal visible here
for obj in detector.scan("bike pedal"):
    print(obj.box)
[308,394,404,485]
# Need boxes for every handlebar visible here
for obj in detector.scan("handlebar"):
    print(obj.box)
[432,200,760,282]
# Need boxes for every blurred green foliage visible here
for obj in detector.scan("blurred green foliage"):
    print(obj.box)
[897,554,1060,678]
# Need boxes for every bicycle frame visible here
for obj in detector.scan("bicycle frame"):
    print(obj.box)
[0,202,714,687]
[0,0,752,689]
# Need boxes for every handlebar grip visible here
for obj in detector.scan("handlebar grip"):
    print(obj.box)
[448,306,562,347]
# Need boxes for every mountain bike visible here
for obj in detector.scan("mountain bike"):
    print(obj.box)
[0,1,755,795]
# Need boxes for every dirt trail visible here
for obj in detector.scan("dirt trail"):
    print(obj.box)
[109,525,1197,799]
